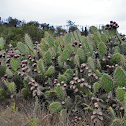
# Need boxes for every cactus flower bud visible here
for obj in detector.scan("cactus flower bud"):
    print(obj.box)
[61,81,64,85]
[31,86,35,91]
[74,42,77,45]
[75,88,79,92]
[21,53,25,56]
[35,41,39,44]
[0,54,2,58]
[108,56,111,60]
[64,83,67,87]
[80,83,84,87]
[75,116,78,120]
[62,101,65,105]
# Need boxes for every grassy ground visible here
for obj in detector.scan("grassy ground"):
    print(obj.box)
[0,96,107,126]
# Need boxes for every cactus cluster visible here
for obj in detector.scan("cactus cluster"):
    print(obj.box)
[0,21,126,125]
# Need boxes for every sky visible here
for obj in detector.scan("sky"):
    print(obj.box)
[0,0,126,34]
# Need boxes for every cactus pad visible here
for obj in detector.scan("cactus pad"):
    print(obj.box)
[49,102,62,113]
[101,73,113,92]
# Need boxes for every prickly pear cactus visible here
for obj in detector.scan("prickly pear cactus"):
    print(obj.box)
[93,82,99,94]
[49,102,62,113]
[112,53,122,64]
[0,37,5,49]
[6,68,13,77]
[48,36,55,47]
[44,51,52,66]
[108,106,115,119]
[65,33,71,47]
[88,57,95,72]
[77,48,86,63]
[111,119,122,126]
[10,58,19,72]
[45,66,55,76]
[8,82,16,94]
[25,34,34,51]
[116,87,125,101]
[17,42,26,54]
[60,109,67,122]
[62,50,71,62]
[21,88,31,98]
[56,84,65,101]
[114,67,126,87]
[101,73,113,92]
[98,42,107,57]
[37,59,45,76]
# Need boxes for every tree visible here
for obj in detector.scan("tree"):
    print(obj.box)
[66,20,78,32]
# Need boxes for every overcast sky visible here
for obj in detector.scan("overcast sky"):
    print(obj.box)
[0,0,126,34]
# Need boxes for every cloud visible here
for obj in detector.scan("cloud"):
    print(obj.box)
[0,0,126,34]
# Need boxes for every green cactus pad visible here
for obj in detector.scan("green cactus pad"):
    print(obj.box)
[108,28,116,37]
[58,56,63,67]
[108,106,115,119]
[0,66,6,77]
[77,48,86,63]
[0,89,6,97]
[65,97,72,109]
[74,54,80,67]
[65,69,73,81]
[58,75,67,84]
[116,88,125,101]
[95,69,102,77]
[114,46,120,53]
[67,43,73,55]
[62,50,71,62]
[65,33,71,47]
[74,31,78,41]
[25,34,34,51]
[88,57,95,72]
[98,42,107,57]
[0,37,5,49]
[76,83,90,95]
[114,67,126,87]
[112,53,122,64]
[49,102,62,113]
[21,88,30,97]
[96,59,101,70]
[101,73,113,92]
[37,59,45,75]
[17,42,26,54]
[120,43,126,55]
[10,58,19,72]
[45,91,57,100]
[90,26,98,34]
[101,33,107,43]
[56,84,65,101]
[93,82,99,94]
[44,51,52,66]
[94,32,101,47]
[111,119,122,126]
[60,109,67,122]
[45,66,54,76]
[77,29,82,42]
[84,38,93,56]
[6,68,13,77]
[32,49,38,59]
[8,82,16,94]
[48,36,54,47]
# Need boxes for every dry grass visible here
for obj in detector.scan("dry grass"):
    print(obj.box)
[0,97,107,126]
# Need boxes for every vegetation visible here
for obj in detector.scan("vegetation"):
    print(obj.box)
[0,20,126,126]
